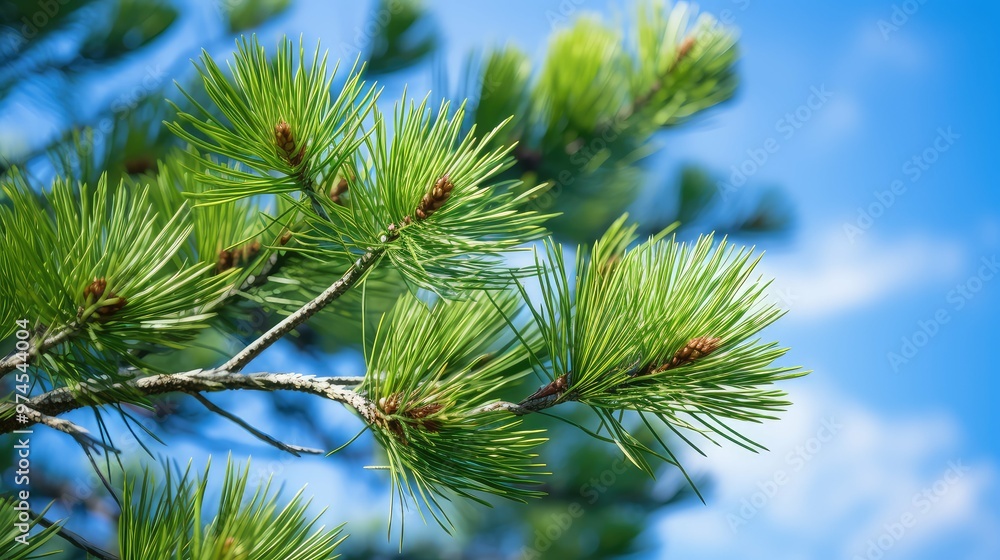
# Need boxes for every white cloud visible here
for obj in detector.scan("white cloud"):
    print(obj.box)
[853,16,930,74]
[656,379,999,560]
[759,229,965,321]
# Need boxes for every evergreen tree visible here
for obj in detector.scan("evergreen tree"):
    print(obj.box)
[0,1,805,557]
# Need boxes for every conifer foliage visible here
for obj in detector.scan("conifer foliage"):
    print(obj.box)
[0,2,805,557]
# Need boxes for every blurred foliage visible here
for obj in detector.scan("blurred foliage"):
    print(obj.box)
[462,2,792,242]
[364,0,437,75]
[339,408,698,560]
[224,0,291,33]
[79,0,176,61]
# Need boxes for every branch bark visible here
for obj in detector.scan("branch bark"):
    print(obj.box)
[33,510,118,560]
[218,249,383,373]
[1,370,378,435]
[0,325,78,376]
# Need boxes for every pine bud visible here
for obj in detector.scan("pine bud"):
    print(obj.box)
[216,249,233,274]
[414,174,454,221]
[636,336,722,376]
[98,296,128,318]
[406,402,443,433]
[523,373,569,402]
[242,239,261,262]
[406,402,442,419]
[274,120,305,166]
[329,176,349,204]
[215,240,261,274]
[666,336,721,369]
[677,36,696,62]
[378,393,402,415]
[82,277,107,302]
[83,277,127,318]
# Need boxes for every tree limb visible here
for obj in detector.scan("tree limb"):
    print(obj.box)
[0,325,78,376]
[218,248,383,373]
[33,509,119,560]
[33,411,121,454]
[0,370,378,435]
[188,392,324,456]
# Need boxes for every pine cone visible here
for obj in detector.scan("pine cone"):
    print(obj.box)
[97,294,127,317]
[82,277,107,301]
[666,336,721,369]
[82,277,127,318]
[216,249,234,274]
[274,120,305,166]
[216,240,261,274]
[329,177,349,204]
[415,174,454,220]
[406,402,443,419]
[406,402,443,433]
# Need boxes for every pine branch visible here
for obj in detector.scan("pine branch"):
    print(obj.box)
[188,392,324,456]
[33,510,119,560]
[31,411,122,454]
[0,324,77,376]
[218,248,383,372]
[0,370,378,435]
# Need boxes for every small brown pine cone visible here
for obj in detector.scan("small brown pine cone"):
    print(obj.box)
[677,36,696,62]
[83,277,126,317]
[329,177,349,204]
[414,174,454,221]
[97,294,127,317]
[279,230,293,246]
[666,336,721,369]
[274,120,305,166]
[406,402,443,419]
[216,249,234,274]
[82,277,107,302]
[243,240,261,262]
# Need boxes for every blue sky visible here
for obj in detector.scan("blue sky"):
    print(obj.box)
[5,0,998,558]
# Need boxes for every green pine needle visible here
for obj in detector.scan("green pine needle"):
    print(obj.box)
[360,292,548,533]
[168,35,377,203]
[119,457,346,560]
[515,215,807,474]
[0,170,231,385]
[0,500,63,559]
